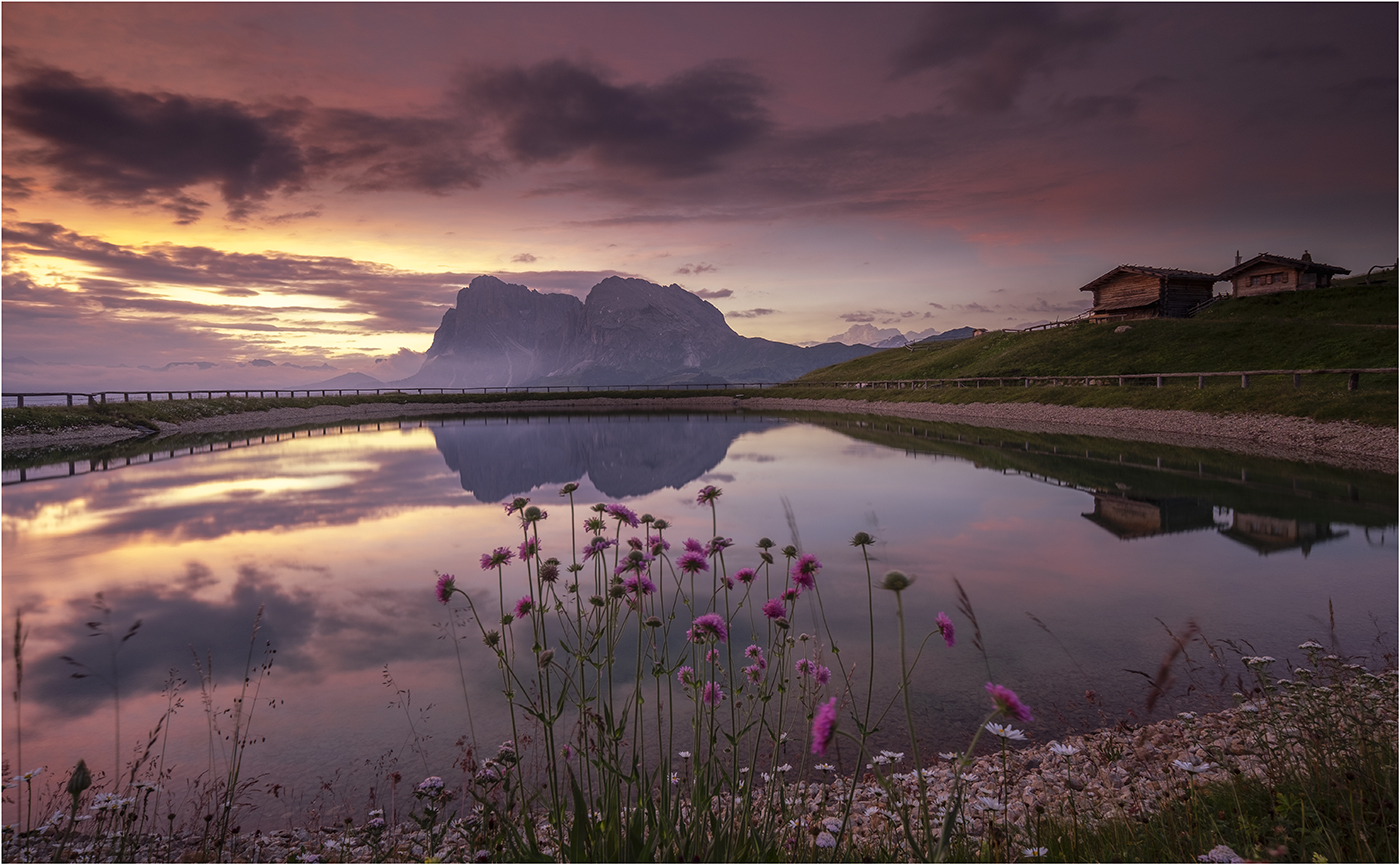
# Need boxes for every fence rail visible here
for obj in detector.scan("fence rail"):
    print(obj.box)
[822,367,1397,392]
[3,367,1395,409]
[1,381,785,409]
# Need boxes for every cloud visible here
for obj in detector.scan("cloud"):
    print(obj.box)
[690,287,732,299]
[839,308,898,323]
[726,307,776,318]
[890,3,1121,112]
[675,262,718,275]
[957,302,993,314]
[4,65,307,221]
[511,252,538,263]
[2,64,490,222]
[927,302,946,310]
[1025,297,1092,315]
[459,59,771,177]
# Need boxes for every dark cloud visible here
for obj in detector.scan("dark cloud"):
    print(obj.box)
[2,65,490,222]
[1054,94,1138,122]
[675,262,718,275]
[510,252,538,263]
[1026,297,1091,315]
[891,3,1121,112]
[726,307,775,318]
[4,65,307,220]
[1246,43,1343,67]
[841,312,876,323]
[2,174,35,199]
[459,59,771,177]
[959,302,993,314]
[690,287,732,299]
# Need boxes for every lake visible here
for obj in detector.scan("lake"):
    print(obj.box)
[3,409,1395,827]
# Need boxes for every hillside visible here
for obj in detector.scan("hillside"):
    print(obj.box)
[786,281,1397,426]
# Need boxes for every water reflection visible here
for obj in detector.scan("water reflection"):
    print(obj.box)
[430,413,782,501]
[2,409,1394,828]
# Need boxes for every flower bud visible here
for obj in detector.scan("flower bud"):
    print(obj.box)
[483,630,501,647]
[559,483,579,495]
[850,531,875,547]
[640,514,654,524]
[590,595,606,607]
[781,545,798,558]
[757,538,775,549]
[652,519,670,530]
[879,570,913,591]
[644,616,662,628]
[67,759,92,799]
[537,649,555,668]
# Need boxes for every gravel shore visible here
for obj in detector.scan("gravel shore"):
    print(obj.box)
[3,396,1395,471]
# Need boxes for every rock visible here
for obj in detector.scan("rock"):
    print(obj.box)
[1114,325,1133,333]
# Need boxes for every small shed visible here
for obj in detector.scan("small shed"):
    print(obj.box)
[1217,251,1350,298]
[1078,265,1220,321]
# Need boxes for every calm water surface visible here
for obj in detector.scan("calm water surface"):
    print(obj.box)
[3,411,1395,825]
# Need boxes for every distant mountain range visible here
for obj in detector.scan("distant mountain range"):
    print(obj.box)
[396,275,880,388]
[822,323,981,349]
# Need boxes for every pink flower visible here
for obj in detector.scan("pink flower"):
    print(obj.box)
[795,658,816,677]
[937,611,955,648]
[743,664,763,683]
[761,598,786,620]
[519,538,541,560]
[744,644,765,665]
[622,574,656,596]
[480,547,514,570]
[811,697,838,755]
[504,497,530,515]
[605,503,640,528]
[790,554,821,593]
[986,682,1033,723]
[683,537,705,554]
[696,485,722,505]
[815,664,832,686]
[582,537,617,561]
[647,535,671,556]
[677,551,709,575]
[514,596,535,618]
[702,681,725,706]
[687,613,728,644]
[677,665,696,686]
[734,568,756,585]
[706,537,733,556]
[435,574,456,605]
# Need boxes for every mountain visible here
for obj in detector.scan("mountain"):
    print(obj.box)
[826,324,944,348]
[402,275,877,387]
[912,326,980,343]
[306,371,384,389]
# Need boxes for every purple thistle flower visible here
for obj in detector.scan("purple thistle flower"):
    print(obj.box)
[761,598,786,620]
[605,503,640,528]
[647,535,671,556]
[702,681,725,706]
[583,516,607,534]
[743,664,763,683]
[539,562,559,583]
[937,611,956,648]
[782,587,799,602]
[480,547,514,570]
[986,682,1034,723]
[811,697,838,756]
[734,568,756,585]
[614,550,654,576]
[706,647,720,663]
[623,575,656,596]
[706,536,733,556]
[687,612,728,644]
[504,497,529,516]
[677,665,696,686]
[627,536,644,550]
[695,485,722,505]
[720,574,735,590]
[519,538,541,560]
[582,537,617,561]
[795,658,815,677]
[435,574,457,605]
[815,664,832,686]
[513,596,534,618]
[683,537,705,554]
[744,644,765,663]
[789,553,821,593]
[677,551,709,575]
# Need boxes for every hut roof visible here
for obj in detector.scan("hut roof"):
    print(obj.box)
[1218,253,1350,280]
[1078,265,1220,293]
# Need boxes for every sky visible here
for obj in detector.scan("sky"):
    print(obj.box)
[3,2,1396,389]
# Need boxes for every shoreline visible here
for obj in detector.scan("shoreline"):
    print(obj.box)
[2,396,1395,472]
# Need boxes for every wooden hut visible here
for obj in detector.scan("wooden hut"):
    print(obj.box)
[1218,251,1350,298]
[1078,266,1219,321]
[1081,492,1216,539]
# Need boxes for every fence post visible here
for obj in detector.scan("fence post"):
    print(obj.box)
[1293,374,1301,389]
[15,395,23,408]
[1241,374,1249,388]
[1155,376,1162,388]
[67,394,73,407]
[1118,376,1124,386]
[1198,376,1204,389]
[1348,372,1359,391]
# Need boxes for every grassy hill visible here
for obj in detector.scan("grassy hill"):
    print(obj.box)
[786,280,1397,426]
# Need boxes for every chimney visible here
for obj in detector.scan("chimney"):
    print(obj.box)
[1234,250,1241,266]
[1302,250,1312,264]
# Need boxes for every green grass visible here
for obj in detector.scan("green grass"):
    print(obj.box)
[790,281,1397,426]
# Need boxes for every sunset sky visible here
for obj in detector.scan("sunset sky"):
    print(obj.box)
[3,2,1396,389]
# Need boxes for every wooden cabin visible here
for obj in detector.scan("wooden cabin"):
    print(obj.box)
[1218,512,1346,557]
[1081,493,1216,539]
[1078,265,1219,321]
[1217,251,1350,298]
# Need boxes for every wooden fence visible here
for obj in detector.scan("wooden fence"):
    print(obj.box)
[823,368,1397,392]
